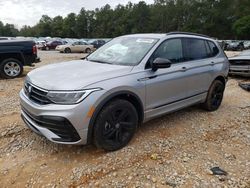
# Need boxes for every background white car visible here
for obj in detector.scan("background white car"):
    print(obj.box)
[56,41,94,53]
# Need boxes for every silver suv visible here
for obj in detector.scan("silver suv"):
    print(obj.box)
[20,32,229,151]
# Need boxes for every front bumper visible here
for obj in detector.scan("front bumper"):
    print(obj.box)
[21,109,81,142]
[55,47,63,51]
[19,89,94,145]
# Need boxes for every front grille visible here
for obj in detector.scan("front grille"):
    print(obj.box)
[229,60,250,66]
[22,107,81,142]
[24,83,51,105]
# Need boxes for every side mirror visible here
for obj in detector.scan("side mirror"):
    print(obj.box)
[152,58,172,71]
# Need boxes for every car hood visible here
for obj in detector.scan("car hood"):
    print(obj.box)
[229,55,250,60]
[27,60,133,90]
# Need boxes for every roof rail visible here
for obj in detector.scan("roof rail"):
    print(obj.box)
[167,32,210,38]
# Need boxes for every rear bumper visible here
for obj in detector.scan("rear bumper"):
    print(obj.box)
[34,57,41,63]
[24,54,38,66]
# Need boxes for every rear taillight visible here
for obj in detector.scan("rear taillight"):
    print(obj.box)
[33,45,37,55]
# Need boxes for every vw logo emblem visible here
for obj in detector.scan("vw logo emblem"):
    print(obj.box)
[28,86,32,94]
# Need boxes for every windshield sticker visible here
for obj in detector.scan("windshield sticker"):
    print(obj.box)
[136,39,155,44]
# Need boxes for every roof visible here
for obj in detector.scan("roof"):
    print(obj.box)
[122,33,166,39]
[0,39,34,45]
[122,32,212,39]
[167,32,210,38]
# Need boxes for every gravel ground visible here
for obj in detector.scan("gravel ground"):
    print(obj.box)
[0,51,249,187]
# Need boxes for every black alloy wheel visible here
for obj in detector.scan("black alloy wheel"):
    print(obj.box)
[94,99,138,151]
[202,80,225,111]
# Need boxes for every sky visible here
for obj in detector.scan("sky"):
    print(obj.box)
[0,0,154,28]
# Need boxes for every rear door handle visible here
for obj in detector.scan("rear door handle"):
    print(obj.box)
[148,75,157,79]
[181,67,187,72]
[211,61,215,66]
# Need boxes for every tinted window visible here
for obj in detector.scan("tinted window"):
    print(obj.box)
[208,41,219,57]
[183,38,208,61]
[152,39,184,63]
[55,41,62,45]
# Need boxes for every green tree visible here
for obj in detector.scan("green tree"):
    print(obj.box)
[2,23,19,36]
[0,21,5,35]
[130,1,151,33]
[233,15,250,39]
[51,16,64,37]
[94,4,115,37]
[1,0,250,39]
[19,25,37,37]
[63,13,77,38]
[37,15,52,37]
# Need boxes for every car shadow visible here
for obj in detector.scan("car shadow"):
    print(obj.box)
[0,74,27,80]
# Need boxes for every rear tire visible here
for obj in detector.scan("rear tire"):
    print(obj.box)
[64,48,71,53]
[202,80,225,111]
[93,99,138,151]
[0,58,23,79]
[85,48,91,54]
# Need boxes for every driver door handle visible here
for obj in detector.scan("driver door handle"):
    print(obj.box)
[138,75,157,82]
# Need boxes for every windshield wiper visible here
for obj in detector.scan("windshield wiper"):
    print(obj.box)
[89,59,113,65]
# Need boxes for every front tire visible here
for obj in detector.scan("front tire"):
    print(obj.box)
[202,80,225,111]
[93,99,138,151]
[0,58,23,79]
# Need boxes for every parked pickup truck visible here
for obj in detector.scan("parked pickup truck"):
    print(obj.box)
[0,40,39,79]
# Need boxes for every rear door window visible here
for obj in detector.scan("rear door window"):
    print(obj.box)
[183,38,208,61]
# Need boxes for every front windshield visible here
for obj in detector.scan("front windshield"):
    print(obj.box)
[87,37,158,66]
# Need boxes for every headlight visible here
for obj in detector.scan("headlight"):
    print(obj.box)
[47,88,102,104]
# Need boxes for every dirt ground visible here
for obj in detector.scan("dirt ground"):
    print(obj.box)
[0,51,249,187]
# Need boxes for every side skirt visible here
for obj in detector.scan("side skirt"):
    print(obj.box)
[144,92,207,122]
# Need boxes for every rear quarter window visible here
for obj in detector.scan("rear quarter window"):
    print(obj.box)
[207,41,219,57]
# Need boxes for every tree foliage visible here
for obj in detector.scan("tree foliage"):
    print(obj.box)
[0,21,19,37]
[233,15,250,39]
[1,0,250,39]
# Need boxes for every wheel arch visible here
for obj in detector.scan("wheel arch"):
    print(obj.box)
[214,75,226,86]
[85,47,91,53]
[0,53,25,65]
[87,90,144,144]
